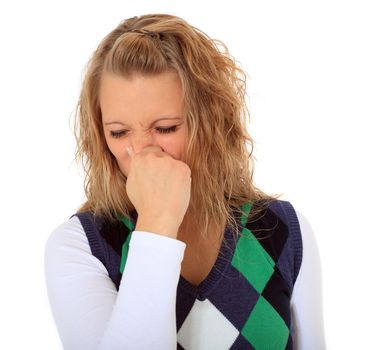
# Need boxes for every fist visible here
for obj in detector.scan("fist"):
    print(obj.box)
[125,146,192,234]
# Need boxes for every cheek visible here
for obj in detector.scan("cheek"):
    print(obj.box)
[116,150,130,177]
[162,141,184,159]
[175,129,189,158]
[161,129,188,159]
[106,139,130,176]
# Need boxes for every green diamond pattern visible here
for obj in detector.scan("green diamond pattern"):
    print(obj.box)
[116,212,135,274]
[232,203,290,349]
[115,212,134,231]
[232,227,275,294]
[117,204,291,348]
[120,231,132,274]
[240,202,253,227]
[241,295,289,349]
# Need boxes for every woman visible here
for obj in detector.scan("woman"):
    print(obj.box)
[45,14,325,349]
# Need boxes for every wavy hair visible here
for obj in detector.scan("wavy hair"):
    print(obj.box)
[73,13,275,240]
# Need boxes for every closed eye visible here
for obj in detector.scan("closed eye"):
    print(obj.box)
[110,125,179,138]
[156,126,178,134]
[109,130,127,138]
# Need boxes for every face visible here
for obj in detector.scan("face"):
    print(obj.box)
[99,70,188,177]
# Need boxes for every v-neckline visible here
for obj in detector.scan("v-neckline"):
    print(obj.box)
[177,209,243,300]
[120,205,250,300]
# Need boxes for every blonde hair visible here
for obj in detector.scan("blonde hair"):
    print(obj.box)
[73,13,275,240]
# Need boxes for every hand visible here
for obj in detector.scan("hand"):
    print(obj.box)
[125,146,192,239]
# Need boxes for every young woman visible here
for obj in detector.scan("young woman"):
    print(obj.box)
[45,14,326,350]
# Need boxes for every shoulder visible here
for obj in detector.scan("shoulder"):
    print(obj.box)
[249,199,302,242]
[44,215,95,268]
[267,200,322,287]
[260,199,303,247]
[289,207,326,348]
[267,199,301,231]
[266,200,314,258]
[249,199,305,288]
[45,215,89,253]
[45,212,116,255]
[44,215,110,283]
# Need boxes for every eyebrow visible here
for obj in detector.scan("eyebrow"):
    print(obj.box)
[104,117,183,127]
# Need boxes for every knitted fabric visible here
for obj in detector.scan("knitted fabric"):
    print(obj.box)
[73,200,302,349]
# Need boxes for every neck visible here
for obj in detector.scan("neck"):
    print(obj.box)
[177,214,226,246]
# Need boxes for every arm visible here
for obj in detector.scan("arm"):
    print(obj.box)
[291,210,327,349]
[44,215,186,350]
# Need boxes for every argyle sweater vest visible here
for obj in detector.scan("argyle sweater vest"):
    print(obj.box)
[73,200,302,350]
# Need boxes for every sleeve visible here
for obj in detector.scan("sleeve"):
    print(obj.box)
[290,210,327,349]
[44,215,186,350]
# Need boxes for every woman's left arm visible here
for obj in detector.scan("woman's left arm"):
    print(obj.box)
[291,210,327,349]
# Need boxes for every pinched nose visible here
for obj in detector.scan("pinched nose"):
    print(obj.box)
[126,145,165,158]
[127,131,157,155]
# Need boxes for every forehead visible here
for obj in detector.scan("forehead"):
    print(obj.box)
[99,70,183,101]
[99,71,184,122]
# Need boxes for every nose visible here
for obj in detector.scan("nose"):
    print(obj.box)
[129,130,157,154]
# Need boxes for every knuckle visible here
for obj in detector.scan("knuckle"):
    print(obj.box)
[179,162,191,175]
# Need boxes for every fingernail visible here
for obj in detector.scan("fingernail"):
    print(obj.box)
[126,146,134,157]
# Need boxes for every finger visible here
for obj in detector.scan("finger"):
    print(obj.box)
[126,146,135,158]
[126,145,166,158]
[139,146,165,155]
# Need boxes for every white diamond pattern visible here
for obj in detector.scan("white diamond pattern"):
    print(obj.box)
[177,299,239,350]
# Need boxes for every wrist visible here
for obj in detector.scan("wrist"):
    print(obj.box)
[135,216,179,239]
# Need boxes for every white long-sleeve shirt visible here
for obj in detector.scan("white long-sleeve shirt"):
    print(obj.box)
[44,209,326,349]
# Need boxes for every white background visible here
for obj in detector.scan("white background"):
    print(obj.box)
[0,0,365,349]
